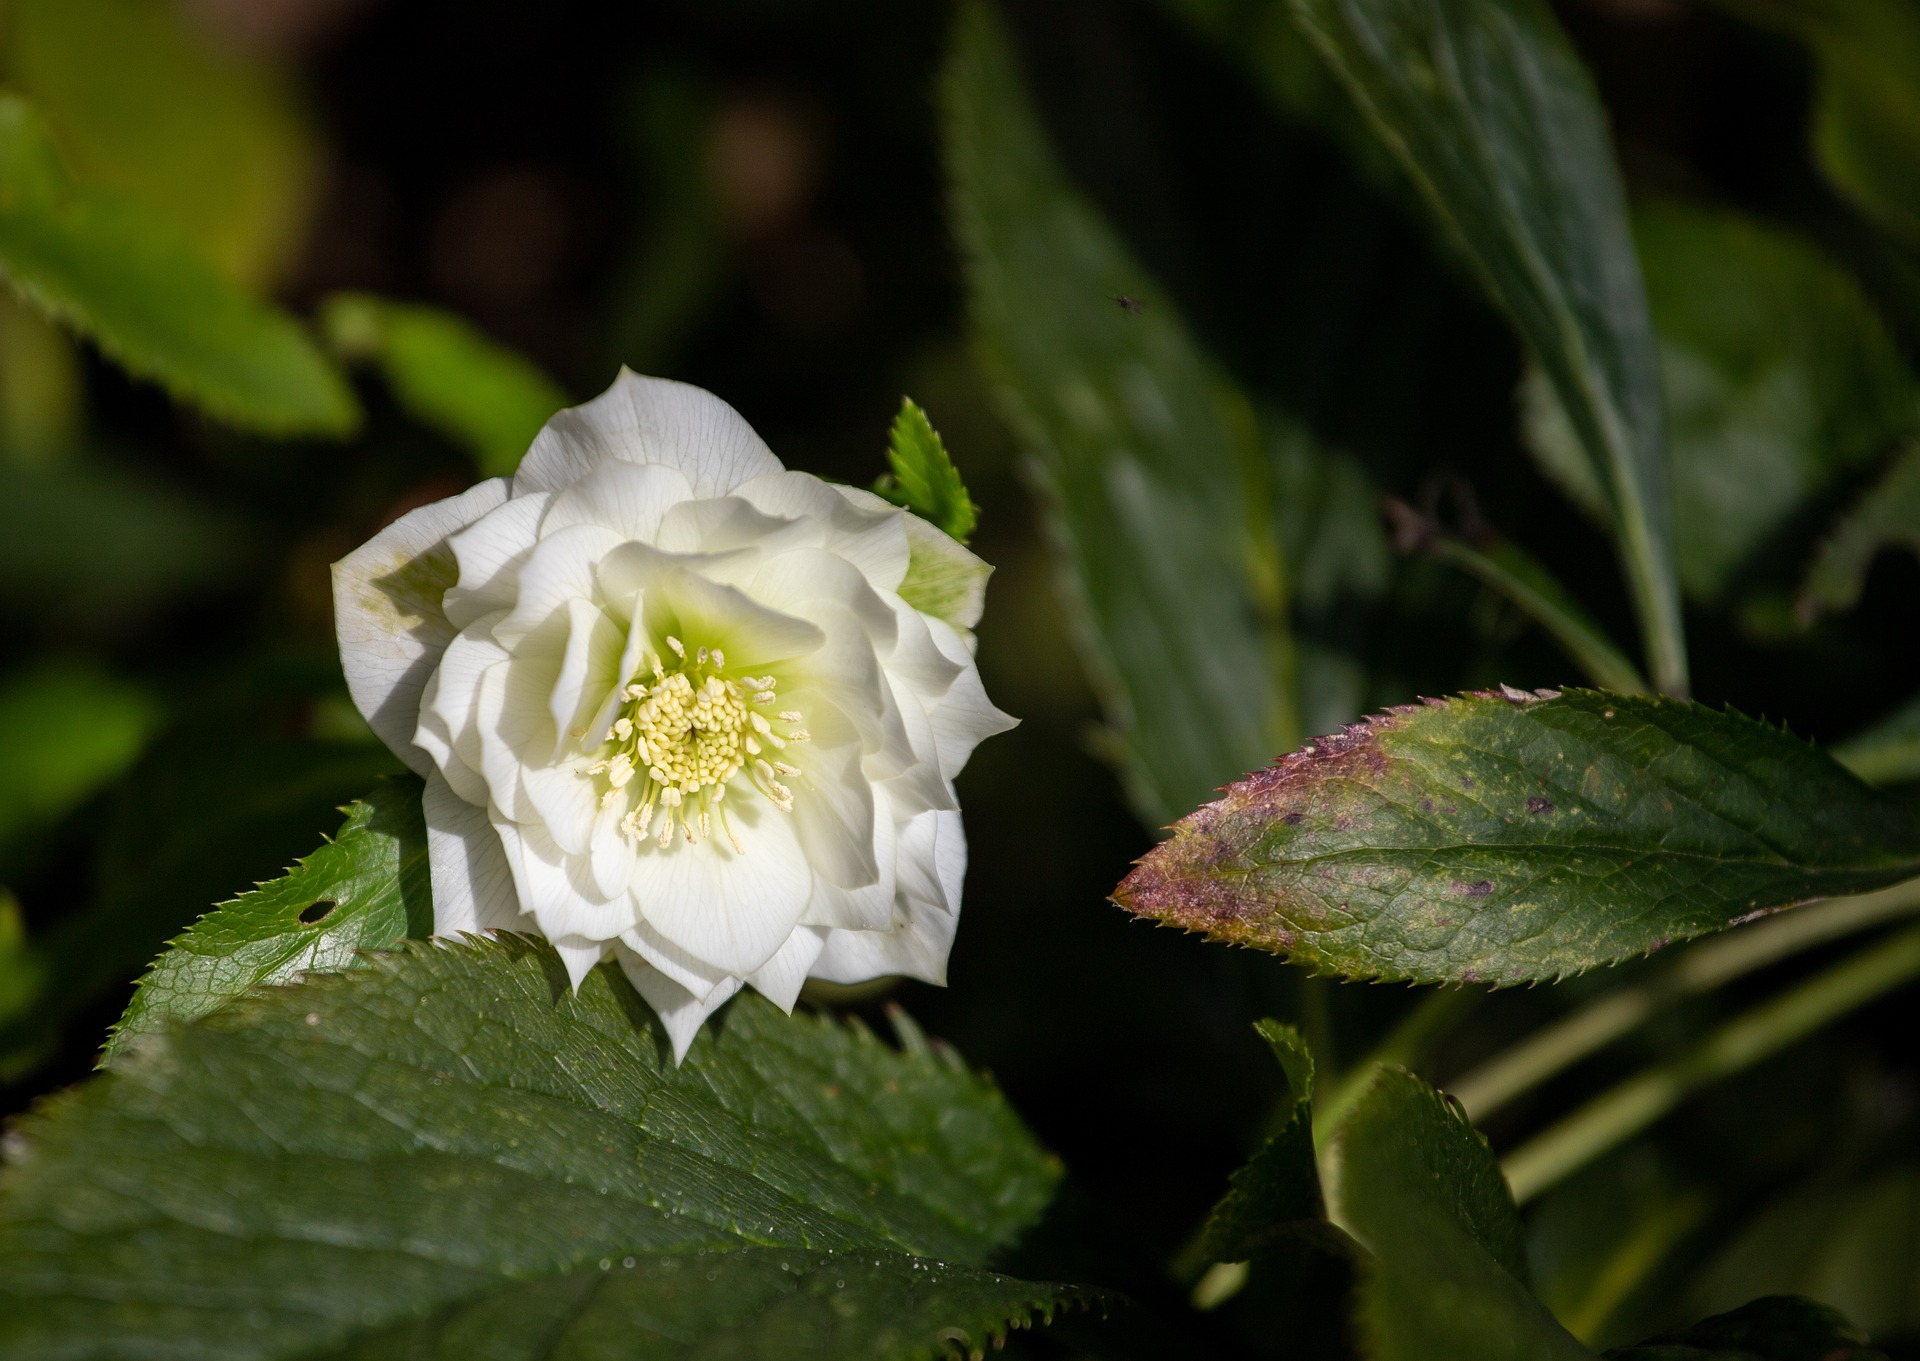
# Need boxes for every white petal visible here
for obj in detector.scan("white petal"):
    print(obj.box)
[932,806,966,914]
[787,739,878,891]
[552,936,607,990]
[415,620,510,807]
[444,491,549,630]
[894,511,992,631]
[809,902,959,987]
[599,541,825,669]
[547,597,624,764]
[619,917,735,999]
[628,796,813,978]
[491,816,634,946]
[539,460,696,541]
[737,474,911,591]
[473,659,548,825]
[924,618,1018,782]
[746,926,829,1012]
[491,523,626,651]
[654,495,805,556]
[882,597,965,702]
[514,370,784,499]
[747,547,898,646]
[614,949,744,1064]
[800,783,897,932]
[423,769,524,936]
[332,478,509,774]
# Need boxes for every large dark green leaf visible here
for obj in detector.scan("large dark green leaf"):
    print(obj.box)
[1288,0,1684,696]
[0,94,355,437]
[1113,689,1920,985]
[0,937,1078,1358]
[105,776,430,1057]
[1332,1067,1590,1359]
[943,2,1291,823]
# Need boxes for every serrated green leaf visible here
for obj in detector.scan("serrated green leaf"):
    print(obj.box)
[1604,1295,1882,1361]
[322,292,568,477]
[943,3,1291,823]
[105,776,430,1058]
[0,658,156,858]
[1332,1067,1590,1360]
[878,396,977,544]
[306,1248,1088,1361]
[1200,1021,1324,1263]
[1113,689,1920,986]
[0,93,356,437]
[1799,438,1920,625]
[0,938,1071,1357]
[1290,0,1685,696]
[1,0,320,288]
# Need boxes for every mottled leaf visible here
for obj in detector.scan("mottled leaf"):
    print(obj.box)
[105,776,430,1057]
[1114,689,1920,985]
[943,3,1289,824]
[1289,0,1684,695]
[1201,1021,1324,1263]
[1333,1067,1589,1360]
[0,94,355,436]
[0,937,1074,1357]
[322,292,568,477]
[876,396,978,544]
[1605,1295,1882,1361]
[1799,438,1920,624]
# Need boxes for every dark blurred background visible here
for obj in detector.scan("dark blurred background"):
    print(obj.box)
[4,0,1920,1351]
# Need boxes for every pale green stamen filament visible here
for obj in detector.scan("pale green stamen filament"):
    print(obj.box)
[586,636,809,852]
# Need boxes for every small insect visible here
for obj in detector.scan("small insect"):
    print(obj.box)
[1113,293,1146,316]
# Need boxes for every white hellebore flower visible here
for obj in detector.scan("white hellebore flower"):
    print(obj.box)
[333,371,1013,1059]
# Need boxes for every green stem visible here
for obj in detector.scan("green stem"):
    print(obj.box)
[1451,879,1920,1120]
[1314,988,1476,1145]
[1501,922,1920,1203]
[1426,535,1649,694]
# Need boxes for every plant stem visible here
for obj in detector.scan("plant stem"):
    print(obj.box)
[1314,988,1476,1144]
[1424,535,1649,694]
[1501,922,1920,1204]
[1450,879,1920,1120]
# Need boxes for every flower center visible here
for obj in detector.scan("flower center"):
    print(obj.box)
[588,636,808,852]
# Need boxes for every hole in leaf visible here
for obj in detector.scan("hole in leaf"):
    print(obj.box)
[299,899,339,925]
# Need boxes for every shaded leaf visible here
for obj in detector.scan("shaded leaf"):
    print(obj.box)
[1605,1295,1882,1361]
[944,2,1290,822]
[322,292,568,477]
[0,454,246,624]
[0,936,1073,1357]
[1201,1021,1324,1263]
[1833,690,1920,787]
[1333,1067,1589,1359]
[0,658,156,857]
[105,776,431,1057]
[1798,438,1920,624]
[876,396,978,544]
[1690,1160,1920,1342]
[1705,0,1920,246]
[1289,0,1684,695]
[1114,689,1920,986]
[1528,206,1917,603]
[1,0,320,287]
[0,93,355,436]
